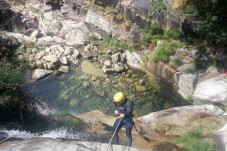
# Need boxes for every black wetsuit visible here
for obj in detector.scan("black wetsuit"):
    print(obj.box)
[112,98,133,146]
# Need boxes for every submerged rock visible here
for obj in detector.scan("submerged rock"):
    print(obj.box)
[31,69,53,80]
[81,60,105,77]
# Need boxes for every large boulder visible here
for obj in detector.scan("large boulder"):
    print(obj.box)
[116,0,181,29]
[178,73,197,100]
[85,10,112,36]
[125,50,143,70]
[58,22,90,47]
[192,75,227,105]
[137,105,224,134]
[211,124,227,151]
[3,31,36,43]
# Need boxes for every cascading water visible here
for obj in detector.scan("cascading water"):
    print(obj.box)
[0,128,88,141]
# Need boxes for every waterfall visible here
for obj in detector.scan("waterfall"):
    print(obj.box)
[0,128,88,140]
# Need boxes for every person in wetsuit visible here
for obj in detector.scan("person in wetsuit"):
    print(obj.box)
[112,92,133,146]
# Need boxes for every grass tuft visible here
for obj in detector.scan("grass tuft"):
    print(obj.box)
[175,127,219,151]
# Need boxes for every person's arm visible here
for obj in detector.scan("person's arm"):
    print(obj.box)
[113,102,119,115]
[124,101,133,118]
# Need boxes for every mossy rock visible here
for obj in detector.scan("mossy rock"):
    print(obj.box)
[81,60,105,77]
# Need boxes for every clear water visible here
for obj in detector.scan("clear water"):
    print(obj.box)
[25,63,188,117]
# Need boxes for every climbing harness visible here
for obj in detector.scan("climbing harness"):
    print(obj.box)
[105,118,122,151]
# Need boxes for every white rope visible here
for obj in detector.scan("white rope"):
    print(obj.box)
[105,118,121,151]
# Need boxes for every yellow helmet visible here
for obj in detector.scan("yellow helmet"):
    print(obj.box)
[114,92,125,103]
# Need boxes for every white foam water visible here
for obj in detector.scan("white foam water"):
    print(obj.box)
[0,128,88,140]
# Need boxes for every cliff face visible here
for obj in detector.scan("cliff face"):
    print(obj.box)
[94,0,188,31]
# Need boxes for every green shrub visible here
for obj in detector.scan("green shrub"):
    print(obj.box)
[184,68,194,74]
[0,58,36,127]
[149,0,167,16]
[150,23,164,35]
[173,58,183,67]
[198,43,207,53]
[151,43,174,62]
[175,127,219,151]
[142,23,163,45]
[183,36,194,45]
[184,0,227,47]
[143,24,182,46]
[0,59,24,88]
[93,37,134,53]
[114,14,124,23]
[163,29,181,40]
[194,59,209,70]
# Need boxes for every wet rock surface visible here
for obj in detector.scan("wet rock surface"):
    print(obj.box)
[0,137,147,151]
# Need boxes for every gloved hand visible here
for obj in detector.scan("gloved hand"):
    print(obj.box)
[119,113,125,119]
[115,110,119,115]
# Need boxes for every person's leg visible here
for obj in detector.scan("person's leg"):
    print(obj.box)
[124,120,133,146]
[113,118,124,145]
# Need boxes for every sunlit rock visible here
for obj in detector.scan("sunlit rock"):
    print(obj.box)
[36,60,44,69]
[125,50,143,70]
[58,65,69,73]
[42,55,58,62]
[114,62,125,73]
[3,32,36,43]
[0,137,146,151]
[211,124,227,151]
[137,105,224,134]
[31,69,53,80]
[58,22,90,47]
[192,76,227,105]
[37,36,55,45]
[178,73,197,100]
[85,10,112,36]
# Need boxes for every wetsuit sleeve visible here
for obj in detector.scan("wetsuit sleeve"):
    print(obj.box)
[124,101,133,118]
[113,102,118,111]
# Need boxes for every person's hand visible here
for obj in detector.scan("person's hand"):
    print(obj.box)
[118,113,124,119]
[115,110,119,115]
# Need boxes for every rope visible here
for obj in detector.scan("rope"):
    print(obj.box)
[105,118,121,151]
[132,119,150,142]
[0,136,11,144]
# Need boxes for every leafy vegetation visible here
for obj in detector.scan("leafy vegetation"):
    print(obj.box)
[184,68,195,74]
[194,59,210,70]
[184,0,227,47]
[151,42,183,62]
[0,38,36,128]
[142,23,181,46]
[151,43,174,62]
[149,0,167,17]
[0,58,28,109]
[173,58,183,67]
[142,23,184,62]
[175,127,220,151]
[142,23,163,45]
[92,37,134,53]
[163,29,181,40]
